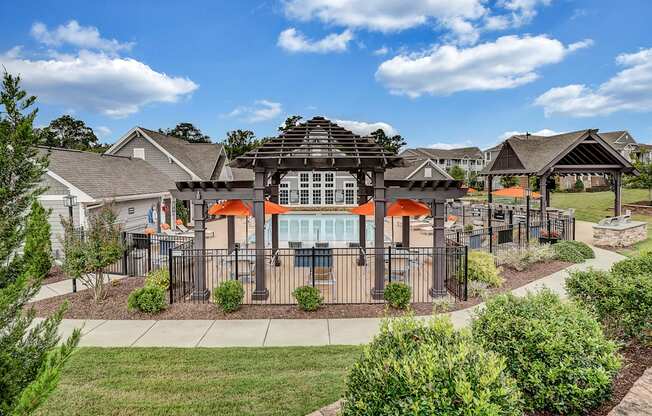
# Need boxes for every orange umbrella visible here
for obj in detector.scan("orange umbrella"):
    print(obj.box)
[208,199,251,216]
[350,200,374,215]
[263,200,290,214]
[492,186,541,199]
[386,199,431,217]
[465,187,478,193]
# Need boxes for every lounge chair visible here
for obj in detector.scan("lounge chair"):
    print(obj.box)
[288,241,302,249]
[385,248,411,283]
[293,248,336,298]
[315,242,329,248]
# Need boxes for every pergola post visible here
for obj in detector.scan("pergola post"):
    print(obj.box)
[170,196,177,230]
[402,216,410,247]
[430,199,447,298]
[252,168,269,300]
[372,169,386,300]
[270,172,280,265]
[191,198,209,300]
[613,172,622,216]
[540,173,549,222]
[486,175,493,228]
[227,216,235,253]
[357,170,367,266]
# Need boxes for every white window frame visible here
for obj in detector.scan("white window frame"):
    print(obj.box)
[279,183,289,205]
[344,182,356,205]
[133,148,145,159]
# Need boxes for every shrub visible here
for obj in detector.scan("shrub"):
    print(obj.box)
[611,251,652,277]
[574,178,585,191]
[564,240,595,259]
[292,286,323,311]
[213,280,244,313]
[343,316,523,415]
[383,282,411,309]
[467,280,489,298]
[464,223,474,232]
[496,243,556,271]
[467,251,503,287]
[567,267,652,340]
[127,286,166,313]
[432,296,454,313]
[23,201,53,280]
[145,267,169,290]
[552,240,587,263]
[472,290,621,414]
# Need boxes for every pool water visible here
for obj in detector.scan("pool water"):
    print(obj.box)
[264,213,375,246]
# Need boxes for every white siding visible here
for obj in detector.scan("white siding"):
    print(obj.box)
[41,198,79,259]
[113,135,192,181]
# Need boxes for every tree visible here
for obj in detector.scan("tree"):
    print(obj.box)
[0,70,79,415]
[279,115,303,133]
[24,201,53,280]
[448,165,466,181]
[160,122,211,143]
[38,115,101,151]
[62,205,124,301]
[500,176,519,188]
[222,129,260,159]
[626,161,652,202]
[176,200,189,225]
[370,129,406,155]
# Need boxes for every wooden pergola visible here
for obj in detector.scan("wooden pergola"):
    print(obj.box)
[481,129,637,221]
[172,116,466,301]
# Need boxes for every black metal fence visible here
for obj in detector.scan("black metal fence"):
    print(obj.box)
[168,244,468,305]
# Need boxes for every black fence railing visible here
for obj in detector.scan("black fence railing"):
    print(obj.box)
[169,245,468,305]
[123,232,193,277]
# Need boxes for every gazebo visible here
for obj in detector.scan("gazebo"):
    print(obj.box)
[481,129,637,221]
[172,116,466,301]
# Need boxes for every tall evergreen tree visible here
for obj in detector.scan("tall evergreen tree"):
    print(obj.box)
[222,129,260,159]
[24,201,53,280]
[370,128,406,154]
[278,115,302,133]
[0,71,79,415]
[160,122,211,143]
[38,114,101,151]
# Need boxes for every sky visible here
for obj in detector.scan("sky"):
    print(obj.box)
[1,0,651,150]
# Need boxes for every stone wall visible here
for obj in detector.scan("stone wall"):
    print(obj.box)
[593,222,647,247]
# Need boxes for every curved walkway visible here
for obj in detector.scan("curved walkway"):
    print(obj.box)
[37,247,624,348]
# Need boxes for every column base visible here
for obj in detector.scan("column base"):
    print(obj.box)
[371,288,385,300]
[430,288,448,298]
[191,289,210,301]
[252,289,269,301]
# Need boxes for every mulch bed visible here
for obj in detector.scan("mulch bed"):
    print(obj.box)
[29,260,572,320]
[41,266,68,285]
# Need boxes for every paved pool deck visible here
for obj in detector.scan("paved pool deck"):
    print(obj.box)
[34,246,624,348]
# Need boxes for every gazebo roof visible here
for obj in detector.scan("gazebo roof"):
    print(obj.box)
[481,129,637,176]
[229,116,404,170]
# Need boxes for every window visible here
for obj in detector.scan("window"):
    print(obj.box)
[279,183,289,205]
[312,172,322,183]
[133,148,145,159]
[424,167,432,178]
[312,189,321,205]
[344,182,356,204]
[324,172,334,188]
[300,189,310,205]
[300,173,309,188]
[128,207,135,215]
[325,189,334,205]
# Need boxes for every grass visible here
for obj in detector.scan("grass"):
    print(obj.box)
[37,346,361,416]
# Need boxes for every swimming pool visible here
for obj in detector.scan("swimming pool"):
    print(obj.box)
[264,213,375,246]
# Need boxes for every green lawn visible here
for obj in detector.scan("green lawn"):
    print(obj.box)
[37,346,361,416]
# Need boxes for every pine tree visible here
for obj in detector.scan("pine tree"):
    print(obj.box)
[24,201,53,280]
[0,71,80,415]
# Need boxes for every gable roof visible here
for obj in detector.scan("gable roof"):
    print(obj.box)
[40,147,172,200]
[385,158,452,181]
[106,127,225,180]
[599,131,637,151]
[482,130,635,176]
[401,147,483,160]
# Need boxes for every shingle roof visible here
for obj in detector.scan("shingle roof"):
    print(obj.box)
[599,131,636,151]
[138,128,224,180]
[385,159,452,180]
[403,147,483,160]
[40,147,172,199]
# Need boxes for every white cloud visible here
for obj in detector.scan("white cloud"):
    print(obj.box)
[499,128,560,140]
[95,126,112,139]
[535,47,652,117]
[428,141,473,149]
[277,28,353,53]
[226,100,283,122]
[31,20,133,53]
[0,49,198,118]
[373,46,389,56]
[375,35,591,97]
[333,119,397,136]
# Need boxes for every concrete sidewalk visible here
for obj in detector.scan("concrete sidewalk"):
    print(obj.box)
[42,247,623,348]
[31,273,125,302]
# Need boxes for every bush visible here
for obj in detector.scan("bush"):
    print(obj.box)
[611,251,652,277]
[574,178,585,191]
[472,290,621,414]
[127,286,166,313]
[496,243,556,271]
[145,267,169,290]
[213,280,244,313]
[292,286,323,311]
[567,267,652,340]
[343,316,522,415]
[383,282,411,309]
[553,240,587,263]
[467,251,503,287]
[564,240,595,259]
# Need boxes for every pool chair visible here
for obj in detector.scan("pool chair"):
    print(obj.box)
[288,241,303,249]
[315,242,329,248]
[293,248,336,299]
[224,252,256,283]
[385,248,411,283]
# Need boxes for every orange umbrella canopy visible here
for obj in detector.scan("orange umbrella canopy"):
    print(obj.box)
[350,199,430,217]
[492,186,541,199]
[208,199,289,216]
[465,187,478,193]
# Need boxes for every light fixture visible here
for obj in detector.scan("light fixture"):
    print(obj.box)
[63,194,78,208]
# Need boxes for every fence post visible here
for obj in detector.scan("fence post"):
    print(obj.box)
[311,246,316,287]
[547,218,552,239]
[489,226,493,254]
[456,231,460,245]
[234,246,239,281]
[464,245,468,301]
[121,231,128,275]
[518,222,522,247]
[168,246,174,304]
[147,235,152,274]
[388,245,392,283]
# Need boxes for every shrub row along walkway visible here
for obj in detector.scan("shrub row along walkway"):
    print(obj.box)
[32,247,624,348]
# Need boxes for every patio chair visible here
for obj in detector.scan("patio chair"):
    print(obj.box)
[293,248,336,298]
[288,241,302,249]
[385,248,411,283]
[177,223,190,233]
[315,242,329,248]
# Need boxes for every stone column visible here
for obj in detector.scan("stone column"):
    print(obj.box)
[372,169,385,300]
[270,172,280,265]
[430,199,447,298]
[252,168,269,300]
[192,197,209,300]
[486,175,493,228]
[614,172,622,216]
[357,170,367,266]
[227,215,235,253]
[402,216,410,247]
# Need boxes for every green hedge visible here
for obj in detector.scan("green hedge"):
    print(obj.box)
[553,240,593,263]
[467,251,503,287]
[383,282,411,309]
[472,290,620,414]
[145,267,169,290]
[213,280,244,313]
[127,286,167,314]
[343,316,522,415]
[292,286,323,311]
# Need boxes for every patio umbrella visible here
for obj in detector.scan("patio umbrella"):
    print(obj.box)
[350,199,431,242]
[464,187,478,193]
[492,186,541,199]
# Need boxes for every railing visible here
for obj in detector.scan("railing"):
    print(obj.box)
[123,232,193,277]
[169,245,468,305]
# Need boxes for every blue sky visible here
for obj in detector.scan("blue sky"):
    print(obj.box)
[1,0,651,149]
